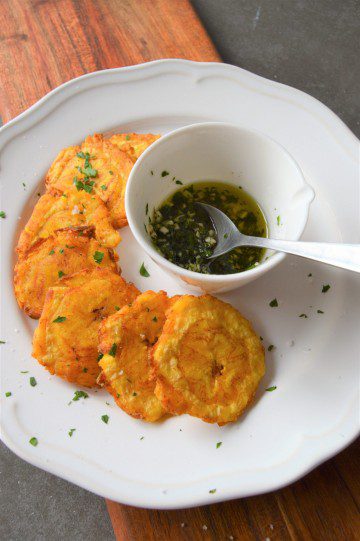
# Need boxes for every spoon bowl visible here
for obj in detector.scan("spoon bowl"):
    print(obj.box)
[198,203,360,273]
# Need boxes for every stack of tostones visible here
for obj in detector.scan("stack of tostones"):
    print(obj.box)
[15,131,266,426]
[151,295,265,425]
[14,227,119,319]
[96,293,264,424]
[98,291,177,422]
[32,269,139,387]
[16,187,121,257]
[45,133,159,228]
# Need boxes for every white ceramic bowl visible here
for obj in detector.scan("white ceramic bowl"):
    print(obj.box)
[126,122,315,293]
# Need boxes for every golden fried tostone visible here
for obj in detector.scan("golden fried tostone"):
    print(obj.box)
[45,134,134,228]
[16,187,120,257]
[32,269,139,387]
[152,295,265,425]
[98,291,174,422]
[109,133,160,163]
[14,228,119,319]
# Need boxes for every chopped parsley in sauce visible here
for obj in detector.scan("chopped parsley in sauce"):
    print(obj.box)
[148,181,267,274]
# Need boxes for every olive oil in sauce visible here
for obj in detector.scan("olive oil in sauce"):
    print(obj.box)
[148,181,267,275]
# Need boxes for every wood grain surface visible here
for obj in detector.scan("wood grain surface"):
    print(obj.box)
[0,1,358,540]
[0,0,219,123]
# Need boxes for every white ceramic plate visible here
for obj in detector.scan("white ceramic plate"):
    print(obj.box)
[0,60,359,509]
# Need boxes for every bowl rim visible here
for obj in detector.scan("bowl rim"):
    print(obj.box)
[125,121,315,283]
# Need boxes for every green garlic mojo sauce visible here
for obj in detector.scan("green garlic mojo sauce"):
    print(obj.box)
[148,181,267,275]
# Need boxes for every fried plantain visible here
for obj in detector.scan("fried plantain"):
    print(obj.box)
[152,295,265,425]
[14,228,119,319]
[109,133,160,163]
[45,134,134,228]
[17,187,120,257]
[98,291,173,422]
[32,269,139,387]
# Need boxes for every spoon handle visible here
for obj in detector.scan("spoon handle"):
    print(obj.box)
[242,237,360,273]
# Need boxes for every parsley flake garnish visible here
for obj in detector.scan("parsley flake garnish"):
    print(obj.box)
[161,171,169,177]
[216,442,222,449]
[48,250,55,255]
[109,343,117,357]
[139,262,150,277]
[150,170,154,176]
[140,436,144,440]
[81,165,98,178]
[29,437,38,447]
[132,392,137,397]
[115,306,120,311]
[267,344,275,351]
[308,273,312,277]
[58,270,65,278]
[29,377,37,387]
[109,170,113,175]
[224,233,228,239]
[5,391,11,397]
[20,370,28,374]
[0,211,6,218]
[125,135,131,141]
[101,414,109,424]
[59,248,64,254]
[0,340,6,344]
[266,386,277,392]
[277,215,281,226]
[209,489,216,494]
[101,185,107,191]
[175,180,183,185]
[153,316,158,322]
[145,203,149,215]
[299,314,308,318]
[269,298,278,307]
[68,428,76,437]
[322,284,331,293]
[72,390,89,401]
[93,251,104,264]
[317,309,324,314]
[97,352,104,361]
[53,316,66,323]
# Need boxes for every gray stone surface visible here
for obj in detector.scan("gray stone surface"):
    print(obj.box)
[0,442,114,541]
[1,2,358,540]
[192,0,359,137]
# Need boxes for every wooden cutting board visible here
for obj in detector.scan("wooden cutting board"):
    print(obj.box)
[1,1,358,539]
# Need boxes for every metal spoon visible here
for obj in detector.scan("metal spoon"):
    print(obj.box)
[197,203,360,273]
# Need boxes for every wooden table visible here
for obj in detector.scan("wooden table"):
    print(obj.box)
[1,1,359,539]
